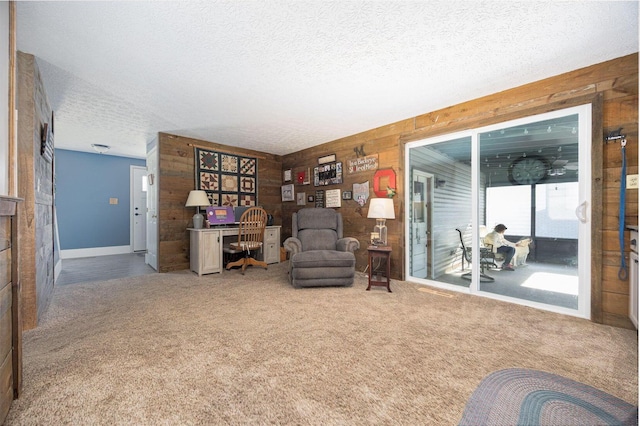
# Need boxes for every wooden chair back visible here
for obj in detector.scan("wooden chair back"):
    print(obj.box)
[235,207,268,250]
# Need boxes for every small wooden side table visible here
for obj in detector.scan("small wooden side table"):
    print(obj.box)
[367,245,392,292]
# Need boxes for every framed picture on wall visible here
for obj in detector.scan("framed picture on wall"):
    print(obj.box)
[281,184,294,202]
[342,190,352,200]
[313,162,342,186]
[325,189,341,208]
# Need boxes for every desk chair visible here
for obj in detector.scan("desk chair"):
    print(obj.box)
[225,207,268,274]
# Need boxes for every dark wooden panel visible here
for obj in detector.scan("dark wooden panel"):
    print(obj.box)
[602,312,635,329]
[603,291,628,316]
[0,250,10,289]
[0,218,9,253]
[0,283,11,364]
[0,352,12,422]
[0,202,15,218]
[602,264,630,294]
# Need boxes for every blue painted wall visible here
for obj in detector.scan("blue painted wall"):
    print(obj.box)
[55,149,146,250]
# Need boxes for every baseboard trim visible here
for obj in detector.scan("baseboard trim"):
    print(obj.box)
[60,245,131,260]
[54,258,62,282]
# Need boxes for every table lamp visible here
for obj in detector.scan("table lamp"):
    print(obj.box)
[185,190,210,229]
[367,198,395,246]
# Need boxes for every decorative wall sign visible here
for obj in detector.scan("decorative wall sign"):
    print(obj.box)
[314,162,342,186]
[325,189,341,208]
[347,154,378,174]
[284,169,292,182]
[353,181,370,206]
[314,190,325,208]
[196,148,257,207]
[373,169,396,198]
[297,168,311,185]
[281,184,294,202]
[297,192,306,205]
[318,153,336,164]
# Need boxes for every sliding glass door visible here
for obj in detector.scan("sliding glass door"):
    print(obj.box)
[405,104,592,318]
[408,134,472,286]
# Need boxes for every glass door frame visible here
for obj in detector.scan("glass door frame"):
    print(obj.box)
[404,103,592,319]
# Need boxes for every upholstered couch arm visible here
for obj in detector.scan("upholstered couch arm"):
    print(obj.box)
[283,237,302,256]
[337,237,360,253]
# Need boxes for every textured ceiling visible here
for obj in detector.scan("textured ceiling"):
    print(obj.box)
[16,1,639,159]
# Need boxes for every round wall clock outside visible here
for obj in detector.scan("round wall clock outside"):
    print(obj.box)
[508,155,550,185]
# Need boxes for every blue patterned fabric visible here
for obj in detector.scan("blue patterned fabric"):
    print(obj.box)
[459,368,638,426]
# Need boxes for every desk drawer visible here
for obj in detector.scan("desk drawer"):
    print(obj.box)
[264,229,278,243]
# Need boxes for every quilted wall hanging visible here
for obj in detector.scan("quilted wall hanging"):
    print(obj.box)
[195,148,258,207]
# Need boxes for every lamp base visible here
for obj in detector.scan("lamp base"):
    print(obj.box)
[192,213,204,229]
[374,219,388,246]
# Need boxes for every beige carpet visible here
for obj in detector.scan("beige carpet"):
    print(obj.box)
[6,263,638,425]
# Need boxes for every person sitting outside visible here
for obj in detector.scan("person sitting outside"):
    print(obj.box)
[483,224,517,271]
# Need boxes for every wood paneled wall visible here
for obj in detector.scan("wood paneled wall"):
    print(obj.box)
[16,52,54,331]
[157,133,282,273]
[281,53,638,329]
[281,132,407,275]
[0,196,22,422]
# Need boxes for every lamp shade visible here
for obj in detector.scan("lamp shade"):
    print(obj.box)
[185,190,210,207]
[367,198,395,219]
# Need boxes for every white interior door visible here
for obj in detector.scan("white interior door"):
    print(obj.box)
[131,166,147,252]
[411,170,432,279]
[145,147,158,270]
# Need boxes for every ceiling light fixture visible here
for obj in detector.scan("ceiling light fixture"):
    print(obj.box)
[91,144,111,154]
[548,168,566,177]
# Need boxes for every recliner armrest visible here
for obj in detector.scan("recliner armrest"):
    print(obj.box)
[283,237,302,256]
[337,237,360,253]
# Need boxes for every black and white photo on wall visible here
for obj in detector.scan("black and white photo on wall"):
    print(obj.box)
[342,190,352,200]
[281,184,295,202]
[314,162,342,186]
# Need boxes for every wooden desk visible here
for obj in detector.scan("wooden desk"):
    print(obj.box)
[367,245,392,292]
[188,226,281,276]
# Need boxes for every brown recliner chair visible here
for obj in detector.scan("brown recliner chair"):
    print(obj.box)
[284,208,360,288]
